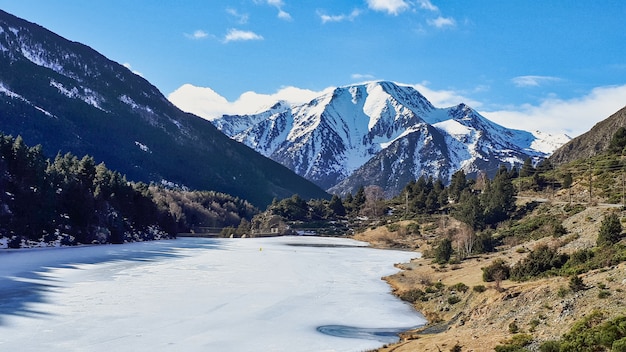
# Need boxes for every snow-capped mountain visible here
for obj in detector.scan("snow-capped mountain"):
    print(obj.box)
[213,81,570,196]
[0,10,328,206]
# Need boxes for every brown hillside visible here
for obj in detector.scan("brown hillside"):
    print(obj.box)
[550,105,626,164]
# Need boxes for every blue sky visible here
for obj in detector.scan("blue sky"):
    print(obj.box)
[2,1,625,136]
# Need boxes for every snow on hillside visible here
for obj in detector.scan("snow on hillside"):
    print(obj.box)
[188,81,571,193]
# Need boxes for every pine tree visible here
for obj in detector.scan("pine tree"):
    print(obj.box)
[328,194,346,217]
[597,213,622,247]
[519,157,535,177]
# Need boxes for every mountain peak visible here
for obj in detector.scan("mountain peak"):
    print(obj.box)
[212,81,569,195]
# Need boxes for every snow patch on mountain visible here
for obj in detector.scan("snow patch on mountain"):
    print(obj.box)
[209,81,570,194]
[50,79,106,111]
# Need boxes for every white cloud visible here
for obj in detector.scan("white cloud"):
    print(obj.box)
[168,84,328,120]
[223,29,264,43]
[351,73,376,81]
[366,0,410,15]
[185,30,210,40]
[427,16,456,28]
[170,81,626,139]
[318,9,361,24]
[256,0,292,20]
[409,82,483,108]
[418,0,439,11]
[226,8,249,24]
[277,9,292,21]
[122,63,143,77]
[511,75,562,87]
[481,85,626,136]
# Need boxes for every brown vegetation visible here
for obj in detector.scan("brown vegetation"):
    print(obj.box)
[355,205,626,352]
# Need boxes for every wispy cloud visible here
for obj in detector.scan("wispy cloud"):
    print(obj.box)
[418,0,439,11]
[511,75,562,87]
[226,8,249,24]
[427,16,456,28]
[481,85,626,136]
[351,73,376,81]
[255,0,292,21]
[223,29,264,43]
[366,0,410,15]
[318,9,361,24]
[185,30,210,40]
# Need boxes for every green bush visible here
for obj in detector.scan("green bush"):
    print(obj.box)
[482,259,511,282]
[434,238,453,264]
[450,282,469,293]
[510,245,568,281]
[538,340,560,352]
[598,290,611,299]
[598,213,623,247]
[613,337,626,352]
[553,312,626,351]
[398,288,426,303]
[495,333,533,352]
[447,295,461,305]
[569,275,585,292]
[473,285,487,293]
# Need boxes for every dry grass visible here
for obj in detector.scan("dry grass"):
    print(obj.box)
[354,206,626,352]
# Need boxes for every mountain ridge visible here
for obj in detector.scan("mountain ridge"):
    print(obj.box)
[0,9,328,207]
[211,81,570,195]
[549,105,626,164]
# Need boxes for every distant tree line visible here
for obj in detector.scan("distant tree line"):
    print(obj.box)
[0,133,258,248]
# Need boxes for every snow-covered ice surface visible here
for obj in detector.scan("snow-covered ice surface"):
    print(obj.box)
[0,236,425,352]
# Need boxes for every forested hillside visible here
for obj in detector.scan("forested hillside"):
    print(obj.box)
[0,133,258,248]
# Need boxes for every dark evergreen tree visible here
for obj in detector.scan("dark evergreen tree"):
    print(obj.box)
[597,213,622,247]
[519,157,535,177]
[482,166,516,226]
[434,238,453,264]
[352,186,366,212]
[454,190,485,231]
[448,170,468,202]
[328,194,346,217]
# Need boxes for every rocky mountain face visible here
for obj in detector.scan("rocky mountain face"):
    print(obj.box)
[0,10,328,207]
[213,81,569,196]
[550,105,626,165]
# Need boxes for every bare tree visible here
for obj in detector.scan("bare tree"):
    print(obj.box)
[361,185,386,218]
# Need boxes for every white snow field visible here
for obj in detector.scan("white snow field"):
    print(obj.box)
[0,236,425,351]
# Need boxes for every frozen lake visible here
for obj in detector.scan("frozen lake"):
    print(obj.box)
[0,236,425,351]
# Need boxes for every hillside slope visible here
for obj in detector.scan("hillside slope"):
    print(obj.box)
[550,105,626,164]
[0,10,327,207]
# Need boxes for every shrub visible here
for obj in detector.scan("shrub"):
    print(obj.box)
[495,333,533,352]
[447,295,461,305]
[450,282,469,293]
[569,275,585,292]
[434,238,453,264]
[613,337,626,352]
[482,259,511,282]
[549,312,626,351]
[598,213,623,247]
[473,285,487,293]
[598,290,611,299]
[510,245,568,281]
[538,340,561,352]
[399,288,426,303]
